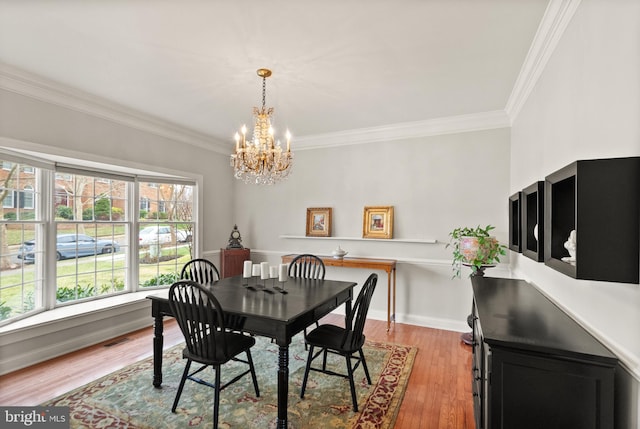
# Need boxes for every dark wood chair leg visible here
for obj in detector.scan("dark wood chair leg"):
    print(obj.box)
[213,365,221,429]
[172,360,192,412]
[247,350,260,397]
[345,354,358,412]
[359,348,372,384]
[300,345,315,398]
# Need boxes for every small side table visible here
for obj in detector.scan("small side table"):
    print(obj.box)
[220,248,250,278]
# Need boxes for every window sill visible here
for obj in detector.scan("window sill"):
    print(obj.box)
[0,290,163,335]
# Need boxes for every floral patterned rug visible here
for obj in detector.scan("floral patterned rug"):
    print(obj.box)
[43,334,416,429]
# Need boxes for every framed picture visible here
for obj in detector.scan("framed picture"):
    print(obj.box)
[306,207,332,237]
[363,206,394,239]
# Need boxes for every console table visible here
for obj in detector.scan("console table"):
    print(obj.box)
[281,254,397,331]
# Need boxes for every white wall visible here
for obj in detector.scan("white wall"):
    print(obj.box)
[234,129,512,331]
[510,1,640,427]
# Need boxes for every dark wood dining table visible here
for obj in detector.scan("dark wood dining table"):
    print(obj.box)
[147,275,356,429]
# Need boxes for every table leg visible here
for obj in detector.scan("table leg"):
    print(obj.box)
[276,344,289,429]
[392,267,396,325]
[386,269,392,332]
[152,313,164,388]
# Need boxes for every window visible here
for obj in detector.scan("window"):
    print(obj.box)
[55,172,128,304]
[0,150,197,327]
[0,160,43,324]
[138,181,194,288]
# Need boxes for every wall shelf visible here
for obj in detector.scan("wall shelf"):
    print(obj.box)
[508,192,522,252]
[544,157,640,283]
[521,181,544,262]
[279,235,437,244]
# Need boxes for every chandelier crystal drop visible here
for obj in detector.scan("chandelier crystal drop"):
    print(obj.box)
[230,68,293,185]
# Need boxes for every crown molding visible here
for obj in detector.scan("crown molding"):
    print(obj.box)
[294,110,511,150]
[505,0,582,123]
[0,63,229,154]
[0,63,512,154]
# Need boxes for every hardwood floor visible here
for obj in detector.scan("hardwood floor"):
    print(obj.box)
[0,315,475,429]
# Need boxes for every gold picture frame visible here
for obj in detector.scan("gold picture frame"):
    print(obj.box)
[306,207,332,237]
[363,206,394,239]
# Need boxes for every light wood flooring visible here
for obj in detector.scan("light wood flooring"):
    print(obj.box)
[0,315,475,429]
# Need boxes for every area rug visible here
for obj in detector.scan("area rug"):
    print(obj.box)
[43,334,416,429]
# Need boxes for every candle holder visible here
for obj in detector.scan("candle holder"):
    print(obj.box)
[274,277,288,294]
[251,264,261,290]
[242,272,252,288]
[273,282,288,294]
[269,266,279,289]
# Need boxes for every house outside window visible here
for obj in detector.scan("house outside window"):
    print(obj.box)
[21,185,35,210]
[2,189,13,208]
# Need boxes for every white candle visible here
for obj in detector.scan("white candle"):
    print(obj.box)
[269,266,278,279]
[243,260,252,278]
[260,262,270,280]
[286,130,291,152]
[252,264,261,277]
[278,263,288,282]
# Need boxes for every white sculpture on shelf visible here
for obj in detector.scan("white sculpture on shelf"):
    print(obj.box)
[332,245,348,259]
[562,230,577,264]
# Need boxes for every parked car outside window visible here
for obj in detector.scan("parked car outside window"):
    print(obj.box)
[138,225,191,246]
[18,234,120,263]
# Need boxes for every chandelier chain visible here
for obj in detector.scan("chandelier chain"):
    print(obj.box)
[262,76,267,110]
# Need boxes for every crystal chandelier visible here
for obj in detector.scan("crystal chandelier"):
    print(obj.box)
[230,68,293,185]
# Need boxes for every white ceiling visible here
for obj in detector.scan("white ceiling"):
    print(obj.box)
[0,0,549,149]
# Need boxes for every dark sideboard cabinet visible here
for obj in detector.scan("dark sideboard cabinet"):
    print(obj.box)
[220,248,250,278]
[471,277,617,429]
